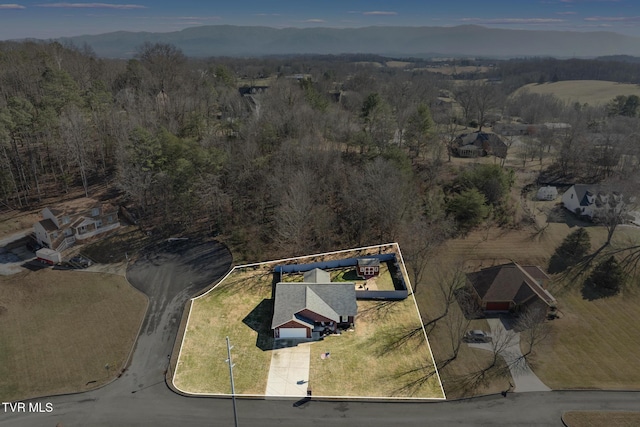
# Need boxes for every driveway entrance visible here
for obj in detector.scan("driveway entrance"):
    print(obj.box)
[265,343,311,397]
[486,317,551,392]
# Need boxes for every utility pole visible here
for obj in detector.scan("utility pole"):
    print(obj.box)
[225,336,239,427]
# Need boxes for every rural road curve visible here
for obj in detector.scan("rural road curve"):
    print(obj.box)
[2,238,639,426]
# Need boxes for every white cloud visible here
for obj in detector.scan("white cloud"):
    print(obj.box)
[37,3,147,9]
[0,4,25,9]
[584,16,640,22]
[363,11,397,16]
[304,19,325,23]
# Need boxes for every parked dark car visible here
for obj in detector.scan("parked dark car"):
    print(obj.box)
[69,256,92,268]
[463,330,492,343]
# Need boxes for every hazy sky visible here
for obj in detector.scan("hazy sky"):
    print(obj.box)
[0,0,638,40]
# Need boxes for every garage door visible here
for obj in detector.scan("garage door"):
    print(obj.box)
[485,301,511,311]
[278,328,308,338]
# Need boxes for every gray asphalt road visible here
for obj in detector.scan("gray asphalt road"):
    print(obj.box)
[3,390,640,426]
[2,238,638,426]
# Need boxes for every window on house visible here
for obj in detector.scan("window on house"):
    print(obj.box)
[571,194,574,199]
[96,220,103,228]
[62,216,70,224]
[106,215,113,223]
[52,231,58,239]
[64,228,73,237]
[91,208,100,217]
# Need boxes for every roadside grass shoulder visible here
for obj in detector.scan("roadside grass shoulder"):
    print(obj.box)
[563,411,640,427]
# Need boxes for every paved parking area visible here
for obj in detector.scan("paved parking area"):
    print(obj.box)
[265,343,311,397]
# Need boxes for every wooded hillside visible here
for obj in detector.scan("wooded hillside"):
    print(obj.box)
[2,41,639,262]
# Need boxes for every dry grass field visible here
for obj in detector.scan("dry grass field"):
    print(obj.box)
[0,269,147,402]
[0,210,40,238]
[563,411,640,427]
[515,80,640,106]
[173,245,444,398]
[413,211,640,396]
[308,298,443,398]
[172,266,275,395]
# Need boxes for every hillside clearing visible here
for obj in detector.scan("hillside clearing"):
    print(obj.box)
[515,80,640,106]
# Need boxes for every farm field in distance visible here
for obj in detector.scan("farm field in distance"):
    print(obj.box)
[515,80,640,105]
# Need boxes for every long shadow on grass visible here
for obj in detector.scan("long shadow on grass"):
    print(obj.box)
[373,325,424,357]
[242,298,275,351]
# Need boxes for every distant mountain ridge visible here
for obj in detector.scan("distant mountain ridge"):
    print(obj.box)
[53,25,640,59]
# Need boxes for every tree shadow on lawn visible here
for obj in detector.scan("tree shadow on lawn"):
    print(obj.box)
[373,324,424,358]
[242,298,275,351]
[333,268,360,281]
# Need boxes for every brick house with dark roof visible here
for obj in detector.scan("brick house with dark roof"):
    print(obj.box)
[466,262,556,313]
[272,268,357,339]
[453,131,508,158]
[33,198,120,252]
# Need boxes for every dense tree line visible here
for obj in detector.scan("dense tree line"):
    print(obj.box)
[4,40,640,263]
[0,41,457,261]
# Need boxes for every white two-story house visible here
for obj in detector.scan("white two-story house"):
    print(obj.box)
[33,198,120,252]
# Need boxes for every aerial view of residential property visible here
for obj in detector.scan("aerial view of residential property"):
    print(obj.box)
[2,1,640,426]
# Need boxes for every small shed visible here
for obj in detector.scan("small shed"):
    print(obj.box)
[537,186,558,201]
[356,258,380,279]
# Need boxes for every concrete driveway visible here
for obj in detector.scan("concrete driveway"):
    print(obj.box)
[266,343,311,397]
[486,317,551,393]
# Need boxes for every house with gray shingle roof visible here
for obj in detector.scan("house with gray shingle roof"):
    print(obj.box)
[272,268,356,340]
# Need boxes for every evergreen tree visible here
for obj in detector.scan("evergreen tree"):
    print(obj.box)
[588,256,624,296]
[548,228,591,273]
